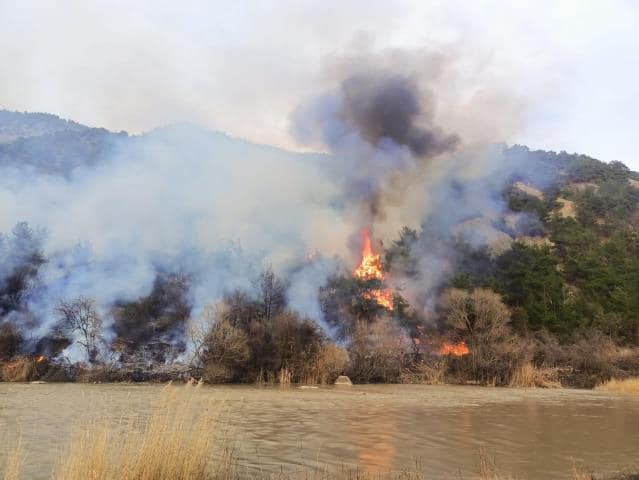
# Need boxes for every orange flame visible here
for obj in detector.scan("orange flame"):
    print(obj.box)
[36,355,46,363]
[353,229,385,281]
[353,229,393,309]
[363,289,394,310]
[439,341,470,357]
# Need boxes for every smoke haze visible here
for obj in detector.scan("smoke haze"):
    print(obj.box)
[0,47,564,357]
[0,1,637,167]
[0,2,637,360]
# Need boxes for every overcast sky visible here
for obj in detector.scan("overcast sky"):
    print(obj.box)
[0,0,637,167]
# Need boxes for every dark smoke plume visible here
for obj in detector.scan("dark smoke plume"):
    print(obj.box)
[340,73,459,158]
[292,67,460,228]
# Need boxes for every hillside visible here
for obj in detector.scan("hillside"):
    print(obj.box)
[0,110,87,142]
[0,111,638,387]
[0,110,129,175]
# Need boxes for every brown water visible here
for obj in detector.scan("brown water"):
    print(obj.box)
[1,383,638,479]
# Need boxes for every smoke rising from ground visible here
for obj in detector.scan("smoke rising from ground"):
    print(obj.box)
[290,53,556,318]
[0,48,554,360]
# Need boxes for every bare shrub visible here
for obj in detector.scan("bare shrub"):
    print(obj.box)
[270,311,324,381]
[56,296,103,364]
[242,310,326,384]
[254,266,288,321]
[532,329,567,366]
[564,330,621,387]
[310,344,350,384]
[348,318,412,383]
[0,322,22,361]
[400,360,446,385]
[201,318,249,383]
[219,289,260,330]
[441,288,531,385]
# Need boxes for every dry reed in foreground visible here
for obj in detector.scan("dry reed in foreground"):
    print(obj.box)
[53,380,217,480]
[1,439,22,480]
[596,377,639,394]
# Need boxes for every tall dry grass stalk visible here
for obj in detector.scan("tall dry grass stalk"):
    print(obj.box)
[477,447,512,480]
[2,438,22,480]
[509,363,561,389]
[571,463,595,480]
[596,377,639,393]
[279,367,292,385]
[400,361,446,385]
[54,380,218,480]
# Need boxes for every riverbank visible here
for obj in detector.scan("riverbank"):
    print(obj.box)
[3,354,639,391]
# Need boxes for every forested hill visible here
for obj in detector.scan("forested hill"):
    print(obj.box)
[0,110,88,140]
[0,110,127,175]
[0,110,638,385]
[441,148,639,342]
[1,110,638,345]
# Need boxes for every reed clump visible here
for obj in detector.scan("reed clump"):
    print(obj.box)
[400,360,446,385]
[2,440,22,480]
[509,362,561,388]
[53,380,217,480]
[596,377,639,394]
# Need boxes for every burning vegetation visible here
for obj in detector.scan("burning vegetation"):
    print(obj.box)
[352,229,394,310]
[1,70,639,387]
[439,341,470,357]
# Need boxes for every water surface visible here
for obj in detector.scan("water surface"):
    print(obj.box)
[1,383,638,478]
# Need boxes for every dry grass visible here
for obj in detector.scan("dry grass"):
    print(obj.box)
[556,198,577,218]
[400,361,446,385]
[509,363,561,389]
[2,439,22,480]
[53,380,217,480]
[477,447,513,480]
[571,463,596,480]
[278,367,292,385]
[0,357,39,382]
[596,377,639,394]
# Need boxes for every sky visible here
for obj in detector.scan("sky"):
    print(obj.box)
[0,0,637,168]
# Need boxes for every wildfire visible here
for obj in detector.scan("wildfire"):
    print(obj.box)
[353,229,385,281]
[363,289,394,310]
[439,341,470,357]
[36,355,46,363]
[353,229,394,309]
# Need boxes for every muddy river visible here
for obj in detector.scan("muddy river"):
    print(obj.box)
[1,383,638,479]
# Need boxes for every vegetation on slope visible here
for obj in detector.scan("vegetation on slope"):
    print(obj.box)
[0,127,638,387]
